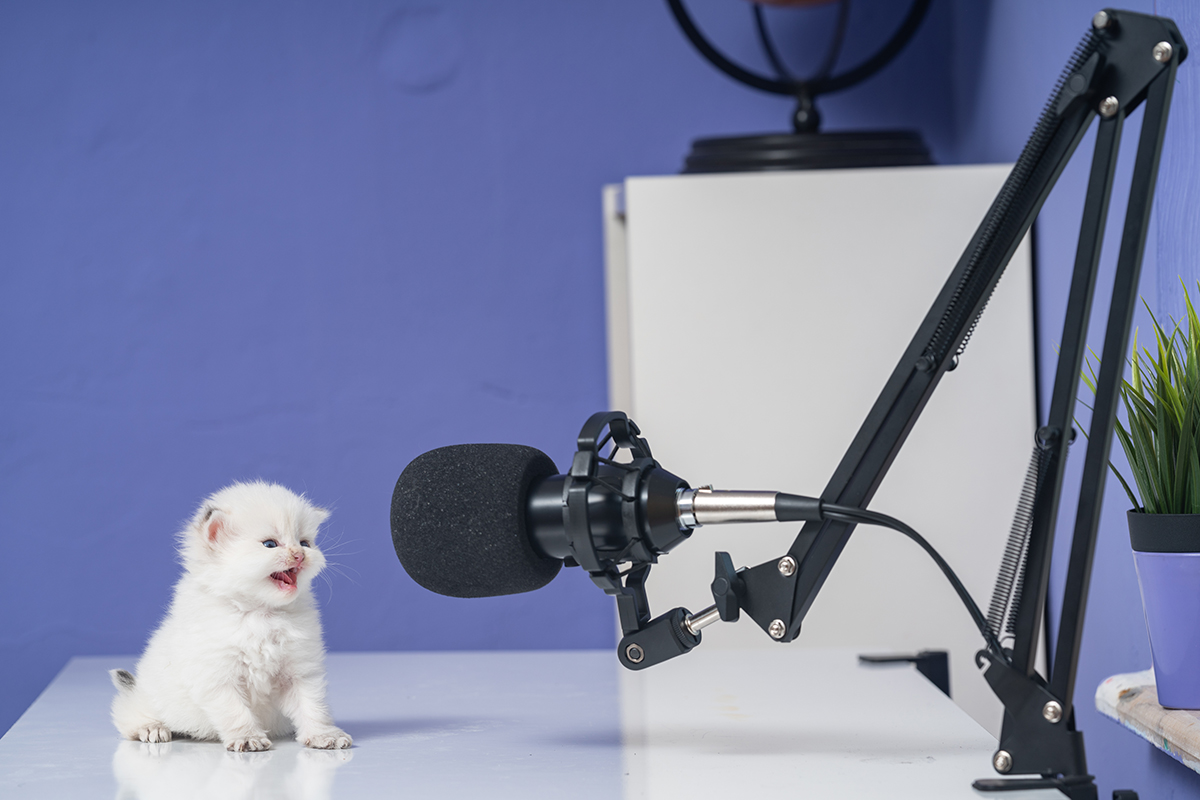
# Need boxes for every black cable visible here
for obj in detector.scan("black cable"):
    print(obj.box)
[821,503,1006,658]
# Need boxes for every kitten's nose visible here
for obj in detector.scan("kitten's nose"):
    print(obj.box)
[290,549,305,567]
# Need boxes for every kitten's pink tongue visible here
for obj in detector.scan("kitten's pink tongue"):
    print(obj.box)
[270,568,298,591]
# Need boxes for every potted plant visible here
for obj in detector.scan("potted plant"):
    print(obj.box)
[1085,283,1200,709]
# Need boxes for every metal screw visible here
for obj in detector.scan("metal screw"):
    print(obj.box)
[993,750,1013,774]
[1154,41,1174,63]
[1092,10,1110,30]
[1099,96,1119,118]
[1035,425,1059,448]
[625,643,645,664]
[1043,700,1063,723]
[777,556,797,577]
[768,619,787,639]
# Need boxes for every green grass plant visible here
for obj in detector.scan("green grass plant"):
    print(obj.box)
[1084,281,1200,514]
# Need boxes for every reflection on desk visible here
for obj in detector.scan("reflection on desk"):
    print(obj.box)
[114,740,351,800]
[0,648,1059,798]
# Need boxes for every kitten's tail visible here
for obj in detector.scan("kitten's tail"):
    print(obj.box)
[110,669,136,693]
[109,668,164,741]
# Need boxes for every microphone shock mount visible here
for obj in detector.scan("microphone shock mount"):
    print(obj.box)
[555,412,727,670]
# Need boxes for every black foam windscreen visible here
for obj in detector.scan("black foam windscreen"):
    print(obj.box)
[391,443,562,598]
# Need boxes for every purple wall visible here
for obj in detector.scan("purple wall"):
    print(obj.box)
[0,0,957,735]
[7,1,1198,794]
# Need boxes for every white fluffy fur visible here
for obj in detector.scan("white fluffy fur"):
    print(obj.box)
[110,481,351,751]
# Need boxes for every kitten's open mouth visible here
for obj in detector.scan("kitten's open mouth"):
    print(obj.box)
[270,568,299,591]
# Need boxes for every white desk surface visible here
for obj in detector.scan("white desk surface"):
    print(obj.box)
[0,647,1058,799]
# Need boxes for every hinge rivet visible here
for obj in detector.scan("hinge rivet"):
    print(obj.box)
[778,556,797,577]
[993,749,1013,773]
[1154,41,1174,63]
[1043,700,1063,723]
[1099,96,1119,118]
[768,619,787,639]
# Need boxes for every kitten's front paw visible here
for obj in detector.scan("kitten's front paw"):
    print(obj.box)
[300,727,352,750]
[135,724,172,744]
[225,734,272,752]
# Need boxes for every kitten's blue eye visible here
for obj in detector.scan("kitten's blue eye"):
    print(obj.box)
[262,540,278,548]
[300,541,310,548]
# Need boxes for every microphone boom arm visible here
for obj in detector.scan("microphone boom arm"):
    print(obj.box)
[718,9,1183,794]
[566,10,1182,794]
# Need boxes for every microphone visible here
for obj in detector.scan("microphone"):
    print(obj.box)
[390,442,688,598]
[389,412,1002,674]
[390,442,825,599]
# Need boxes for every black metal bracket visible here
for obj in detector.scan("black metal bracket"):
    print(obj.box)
[612,563,652,636]
[975,649,1088,779]
[972,775,1102,800]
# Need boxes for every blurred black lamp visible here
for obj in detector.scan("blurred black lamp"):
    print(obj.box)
[668,0,934,173]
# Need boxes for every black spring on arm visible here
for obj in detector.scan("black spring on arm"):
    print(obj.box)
[922,30,1101,368]
[986,445,1050,651]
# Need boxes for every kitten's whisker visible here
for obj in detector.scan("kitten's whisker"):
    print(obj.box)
[318,571,335,603]
[320,547,363,558]
[315,536,361,556]
[324,560,362,579]
[323,564,361,586]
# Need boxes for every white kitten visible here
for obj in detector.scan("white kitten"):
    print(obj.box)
[110,481,352,752]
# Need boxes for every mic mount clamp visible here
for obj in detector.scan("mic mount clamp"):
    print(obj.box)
[563,412,716,667]
[617,607,702,670]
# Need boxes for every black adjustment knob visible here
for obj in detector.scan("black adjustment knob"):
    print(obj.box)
[712,552,744,622]
[1036,425,1060,449]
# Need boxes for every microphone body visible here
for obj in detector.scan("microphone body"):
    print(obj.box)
[391,442,824,599]
[524,464,692,562]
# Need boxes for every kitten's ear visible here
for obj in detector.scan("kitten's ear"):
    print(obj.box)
[199,505,228,544]
[311,506,331,527]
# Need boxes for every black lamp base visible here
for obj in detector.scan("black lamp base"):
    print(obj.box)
[682,130,933,174]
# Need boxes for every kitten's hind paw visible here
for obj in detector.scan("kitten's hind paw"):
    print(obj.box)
[135,724,172,744]
[301,728,352,750]
[225,734,272,752]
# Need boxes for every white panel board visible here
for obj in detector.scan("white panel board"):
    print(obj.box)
[607,165,1038,737]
